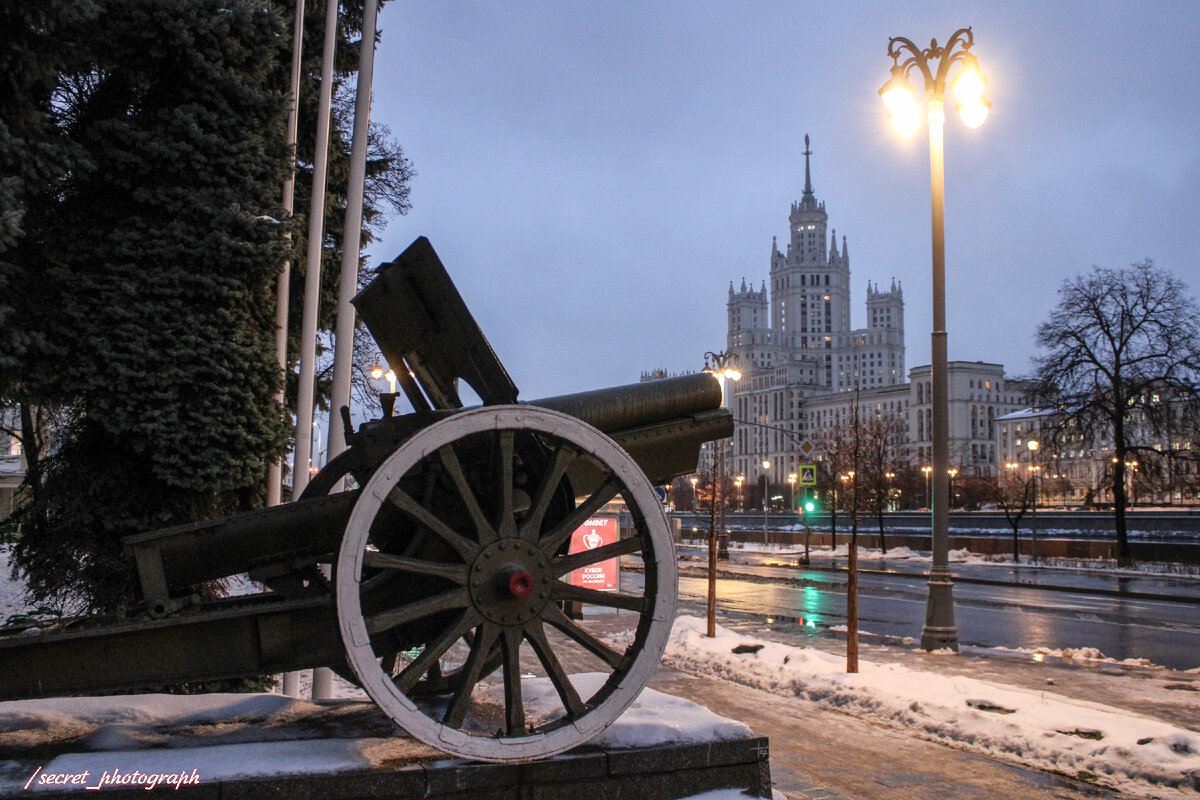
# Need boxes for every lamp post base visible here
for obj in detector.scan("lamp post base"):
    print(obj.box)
[920,566,959,651]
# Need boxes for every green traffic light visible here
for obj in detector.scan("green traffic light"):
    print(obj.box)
[804,501,815,513]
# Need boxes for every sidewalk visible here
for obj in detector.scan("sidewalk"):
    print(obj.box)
[641,624,1200,800]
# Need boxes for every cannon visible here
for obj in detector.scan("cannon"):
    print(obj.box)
[0,237,732,763]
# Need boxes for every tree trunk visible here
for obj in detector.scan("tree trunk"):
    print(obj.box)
[1112,451,1132,567]
[829,500,838,550]
[1113,412,1133,567]
[876,509,887,554]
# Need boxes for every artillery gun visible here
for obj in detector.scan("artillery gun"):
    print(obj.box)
[0,238,732,763]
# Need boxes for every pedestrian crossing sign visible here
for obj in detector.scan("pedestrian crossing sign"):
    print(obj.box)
[799,465,817,486]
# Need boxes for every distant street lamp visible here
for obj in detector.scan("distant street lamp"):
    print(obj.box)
[690,475,699,511]
[881,27,989,652]
[947,467,959,509]
[885,471,896,511]
[702,350,741,637]
[1027,439,1040,562]
[761,459,771,544]
[735,475,744,512]
[788,472,798,512]
[921,465,933,509]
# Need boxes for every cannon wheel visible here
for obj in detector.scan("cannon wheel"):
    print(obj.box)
[300,442,504,695]
[335,405,676,763]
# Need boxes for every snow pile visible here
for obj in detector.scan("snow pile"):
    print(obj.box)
[475,673,752,748]
[990,645,1164,670]
[665,615,1200,796]
[0,694,375,793]
[0,678,755,793]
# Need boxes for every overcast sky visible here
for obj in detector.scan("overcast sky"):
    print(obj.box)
[362,1,1200,402]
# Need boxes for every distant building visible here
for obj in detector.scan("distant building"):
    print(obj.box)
[724,137,1028,487]
[1,407,24,519]
[995,396,1200,507]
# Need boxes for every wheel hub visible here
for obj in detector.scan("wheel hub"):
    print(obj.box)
[468,538,551,626]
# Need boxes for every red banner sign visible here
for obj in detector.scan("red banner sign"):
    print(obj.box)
[567,517,619,591]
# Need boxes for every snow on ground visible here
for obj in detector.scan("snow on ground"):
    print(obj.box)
[0,677,754,793]
[662,615,1200,798]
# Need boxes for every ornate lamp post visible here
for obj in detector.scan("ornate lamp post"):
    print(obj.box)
[880,28,990,652]
[703,351,741,637]
[1027,439,1040,562]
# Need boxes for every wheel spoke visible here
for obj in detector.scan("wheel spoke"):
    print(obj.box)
[386,486,479,561]
[438,444,497,544]
[542,603,625,669]
[496,431,516,537]
[443,622,501,728]
[524,618,585,718]
[366,587,470,635]
[500,625,525,736]
[539,475,622,557]
[518,442,575,541]
[552,536,643,578]
[552,581,644,613]
[363,551,468,584]
[395,610,483,693]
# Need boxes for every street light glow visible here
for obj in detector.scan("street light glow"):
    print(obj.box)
[958,98,991,129]
[951,56,986,105]
[879,66,917,114]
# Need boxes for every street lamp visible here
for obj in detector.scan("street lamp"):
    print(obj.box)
[761,458,771,544]
[735,475,744,512]
[690,475,699,512]
[947,468,959,509]
[885,472,896,511]
[881,28,989,652]
[702,350,741,637]
[921,465,933,509]
[1027,439,1040,562]
[788,472,798,512]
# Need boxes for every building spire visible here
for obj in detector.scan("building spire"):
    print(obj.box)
[802,133,814,201]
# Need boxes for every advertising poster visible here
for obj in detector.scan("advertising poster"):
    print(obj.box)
[566,516,620,591]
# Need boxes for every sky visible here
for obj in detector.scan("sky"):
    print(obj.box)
[362,1,1200,401]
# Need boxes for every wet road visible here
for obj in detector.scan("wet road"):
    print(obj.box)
[694,545,1200,599]
[637,551,1200,670]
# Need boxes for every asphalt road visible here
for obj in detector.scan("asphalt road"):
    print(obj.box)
[647,551,1200,670]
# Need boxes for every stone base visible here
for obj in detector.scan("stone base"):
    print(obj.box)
[19,737,772,800]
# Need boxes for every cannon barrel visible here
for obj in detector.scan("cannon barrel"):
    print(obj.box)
[528,372,731,488]
[530,372,721,432]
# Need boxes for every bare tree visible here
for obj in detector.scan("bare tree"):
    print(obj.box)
[1033,261,1200,565]
[992,468,1034,562]
[859,411,908,555]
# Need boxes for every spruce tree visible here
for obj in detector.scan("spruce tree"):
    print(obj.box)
[5,0,413,613]
[11,0,293,611]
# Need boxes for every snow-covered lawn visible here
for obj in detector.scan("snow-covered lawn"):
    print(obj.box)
[663,615,1200,798]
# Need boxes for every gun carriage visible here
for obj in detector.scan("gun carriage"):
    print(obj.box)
[0,238,732,763]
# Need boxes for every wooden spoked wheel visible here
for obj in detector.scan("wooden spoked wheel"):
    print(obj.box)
[335,406,676,762]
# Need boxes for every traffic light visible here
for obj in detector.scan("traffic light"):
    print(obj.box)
[804,499,816,513]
